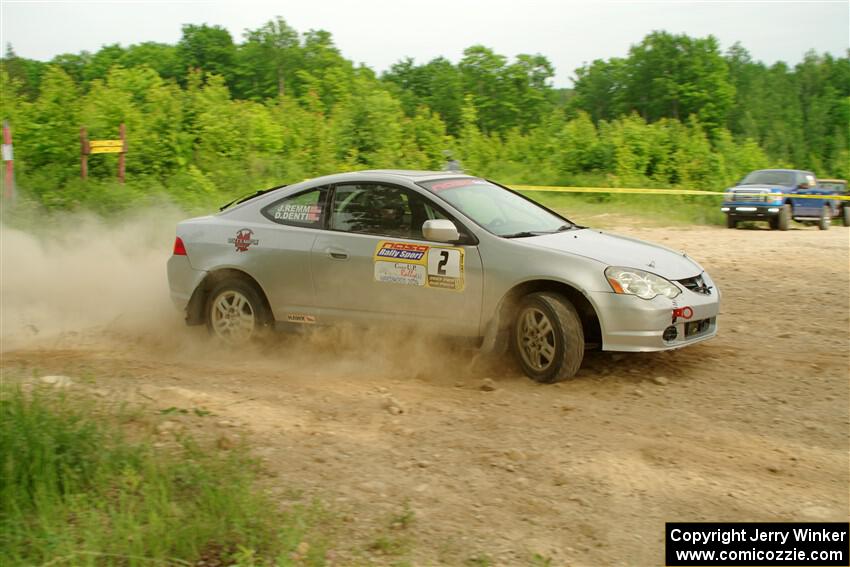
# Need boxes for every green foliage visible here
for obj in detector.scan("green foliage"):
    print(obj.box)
[177,24,237,85]
[0,21,846,215]
[0,386,327,566]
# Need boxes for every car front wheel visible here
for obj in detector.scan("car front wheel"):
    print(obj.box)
[843,206,850,227]
[205,279,270,345]
[777,204,791,231]
[726,216,737,229]
[512,292,584,383]
[818,206,831,231]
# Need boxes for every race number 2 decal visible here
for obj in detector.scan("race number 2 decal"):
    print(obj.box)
[373,241,464,291]
[437,251,449,274]
[427,247,464,291]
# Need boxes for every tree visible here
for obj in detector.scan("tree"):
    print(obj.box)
[1,44,46,99]
[235,17,301,100]
[177,24,237,86]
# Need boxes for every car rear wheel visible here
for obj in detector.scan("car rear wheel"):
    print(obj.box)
[777,204,791,231]
[205,279,270,345]
[818,206,830,231]
[726,216,737,229]
[512,292,584,383]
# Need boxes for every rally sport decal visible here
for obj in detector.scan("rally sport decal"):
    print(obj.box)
[373,241,464,291]
[228,228,259,252]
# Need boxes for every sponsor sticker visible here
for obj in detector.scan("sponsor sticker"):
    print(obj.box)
[375,241,429,262]
[374,262,427,286]
[373,241,464,291]
[228,228,259,252]
[274,203,322,223]
[286,313,316,324]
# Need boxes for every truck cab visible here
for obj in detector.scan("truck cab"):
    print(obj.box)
[721,169,840,231]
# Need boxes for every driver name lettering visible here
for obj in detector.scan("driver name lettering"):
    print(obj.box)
[275,204,322,222]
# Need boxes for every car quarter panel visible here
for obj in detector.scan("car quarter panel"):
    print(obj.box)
[176,216,316,320]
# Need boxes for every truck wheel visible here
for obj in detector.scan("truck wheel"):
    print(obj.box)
[842,206,850,227]
[818,206,830,230]
[205,278,272,345]
[777,204,791,231]
[726,216,737,229]
[512,292,584,383]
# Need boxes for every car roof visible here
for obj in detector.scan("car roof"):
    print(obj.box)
[306,169,475,185]
[218,170,476,215]
[753,168,811,174]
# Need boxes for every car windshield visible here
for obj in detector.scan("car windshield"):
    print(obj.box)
[740,171,794,186]
[418,178,573,237]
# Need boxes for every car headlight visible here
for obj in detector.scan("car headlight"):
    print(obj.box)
[605,266,681,300]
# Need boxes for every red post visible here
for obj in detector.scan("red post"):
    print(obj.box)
[2,120,14,201]
[80,127,89,180]
[118,122,126,184]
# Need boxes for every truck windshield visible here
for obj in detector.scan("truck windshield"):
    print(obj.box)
[740,171,794,186]
[418,178,573,237]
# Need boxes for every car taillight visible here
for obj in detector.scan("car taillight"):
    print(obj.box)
[173,236,187,256]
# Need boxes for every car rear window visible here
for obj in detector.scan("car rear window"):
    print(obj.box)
[262,187,328,228]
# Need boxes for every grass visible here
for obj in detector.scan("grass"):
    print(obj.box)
[0,385,328,566]
[519,190,726,228]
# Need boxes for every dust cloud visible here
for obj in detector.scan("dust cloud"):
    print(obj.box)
[1,207,186,351]
[0,207,488,381]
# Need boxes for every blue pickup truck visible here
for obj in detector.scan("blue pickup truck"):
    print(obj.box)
[721,169,848,230]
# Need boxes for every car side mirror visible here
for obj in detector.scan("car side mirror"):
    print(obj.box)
[422,219,460,243]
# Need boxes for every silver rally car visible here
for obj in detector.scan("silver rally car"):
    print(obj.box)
[167,170,720,383]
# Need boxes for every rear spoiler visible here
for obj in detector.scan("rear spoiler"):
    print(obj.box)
[219,185,286,212]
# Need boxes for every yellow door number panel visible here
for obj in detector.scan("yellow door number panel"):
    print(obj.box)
[373,241,464,291]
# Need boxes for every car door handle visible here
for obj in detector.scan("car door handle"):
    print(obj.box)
[326,247,348,260]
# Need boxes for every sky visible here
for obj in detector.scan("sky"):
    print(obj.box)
[0,0,847,87]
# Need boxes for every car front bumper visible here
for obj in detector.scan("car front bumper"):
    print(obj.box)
[591,285,720,352]
[721,204,783,218]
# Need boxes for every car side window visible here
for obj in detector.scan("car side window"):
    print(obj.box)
[262,187,328,228]
[330,184,418,239]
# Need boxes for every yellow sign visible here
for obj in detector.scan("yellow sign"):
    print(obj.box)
[90,139,123,148]
[90,146,122,154]
[90,139,124,154]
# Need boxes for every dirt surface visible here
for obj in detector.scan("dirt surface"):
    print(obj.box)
[2,218,849,566]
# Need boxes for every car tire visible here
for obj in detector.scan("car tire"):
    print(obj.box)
[205,278,271,345]
[768,216,779,230]
[843,206,850,227]
[818,206,830,231]
[726,216,737,229]
[512,292,584,383]
[777,204,791,231]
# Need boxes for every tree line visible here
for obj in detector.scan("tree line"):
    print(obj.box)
[0,18,847,212]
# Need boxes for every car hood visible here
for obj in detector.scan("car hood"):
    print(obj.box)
[522,229,703,280]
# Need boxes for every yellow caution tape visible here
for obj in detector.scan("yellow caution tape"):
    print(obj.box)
[510,184,850,201]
